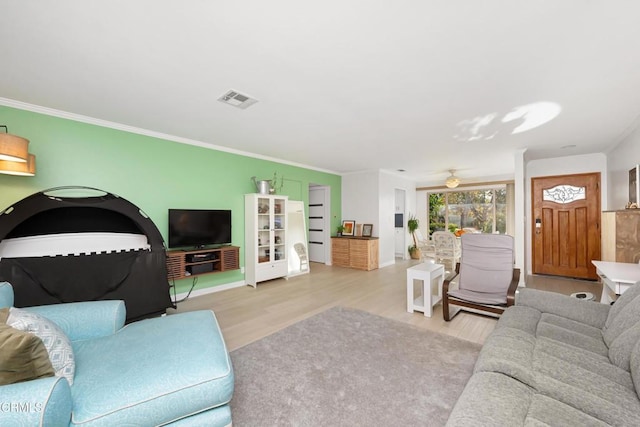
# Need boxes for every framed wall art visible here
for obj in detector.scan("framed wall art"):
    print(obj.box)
[341,220,355,236]
[630,165,639,205]
[362,224,373,237]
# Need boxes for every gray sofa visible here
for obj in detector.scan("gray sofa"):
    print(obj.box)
[447,286,640,426]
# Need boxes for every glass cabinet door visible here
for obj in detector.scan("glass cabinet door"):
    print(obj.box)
[256,196,286,264]
[257,197,270,263]
[273,197,286,263]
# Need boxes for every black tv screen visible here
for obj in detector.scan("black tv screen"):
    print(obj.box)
[168,209,232,249]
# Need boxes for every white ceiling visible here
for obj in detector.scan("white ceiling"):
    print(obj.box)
[2,1,640,185]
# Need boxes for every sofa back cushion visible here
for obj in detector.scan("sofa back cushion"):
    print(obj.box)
[604,284,640,347]
[609,321,640,371]
[630,339,640,399]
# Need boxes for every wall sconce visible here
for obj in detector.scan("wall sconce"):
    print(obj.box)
[445,169,460,189]
[0,125,36,176]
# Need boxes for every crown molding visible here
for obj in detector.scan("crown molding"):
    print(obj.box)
[0,97,340,176]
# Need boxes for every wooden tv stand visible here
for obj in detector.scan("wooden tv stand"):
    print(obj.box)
[166,246,240,281]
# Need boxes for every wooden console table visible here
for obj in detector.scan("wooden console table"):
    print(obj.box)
[331,236,379,271]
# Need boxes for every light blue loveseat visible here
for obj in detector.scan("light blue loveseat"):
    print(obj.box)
[0,282,234,426]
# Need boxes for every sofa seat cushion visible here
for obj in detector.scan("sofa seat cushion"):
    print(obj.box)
[536,313,608,356]
[536,338,634,390]
[532,341,640,423]
[446,371,535,426]
[475,326,634,390]
[524,394,609,427]
[446,372,609,427]
[533,362,640,426]
[70,310,233,427]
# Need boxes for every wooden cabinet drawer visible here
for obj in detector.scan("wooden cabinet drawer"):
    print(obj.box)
[331,238,350,267]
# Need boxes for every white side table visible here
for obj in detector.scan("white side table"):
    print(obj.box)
[406,263,445,317]
[592,260,640,304]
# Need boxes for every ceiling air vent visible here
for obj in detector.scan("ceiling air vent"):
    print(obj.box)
[217,89,259,109]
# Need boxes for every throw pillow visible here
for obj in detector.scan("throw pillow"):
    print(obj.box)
[7,307,75,385]
[0,319,55,385]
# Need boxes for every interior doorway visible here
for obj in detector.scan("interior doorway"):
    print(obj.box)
[394,189,406,259]
[531,172,601,280]
[308,185,330,264]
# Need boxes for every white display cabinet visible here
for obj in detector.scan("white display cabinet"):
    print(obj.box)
[245,194,288,287]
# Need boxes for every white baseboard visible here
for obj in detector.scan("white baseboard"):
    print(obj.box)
[172,280,246,302]
[379,260,396,269]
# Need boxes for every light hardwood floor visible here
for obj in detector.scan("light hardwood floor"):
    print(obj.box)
[168,259,603,351]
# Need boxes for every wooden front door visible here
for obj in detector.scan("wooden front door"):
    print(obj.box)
[532,172,601,280]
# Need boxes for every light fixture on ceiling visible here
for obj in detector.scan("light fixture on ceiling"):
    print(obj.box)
[0,125,36,176]
[445,170,460,189]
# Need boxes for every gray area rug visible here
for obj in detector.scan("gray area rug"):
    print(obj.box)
[230,306,481,426]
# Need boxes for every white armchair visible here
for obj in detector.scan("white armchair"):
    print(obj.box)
[413,230,435,261]
[432,231,461,272]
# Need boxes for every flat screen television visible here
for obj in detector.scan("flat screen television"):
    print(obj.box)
[168,209,232,249]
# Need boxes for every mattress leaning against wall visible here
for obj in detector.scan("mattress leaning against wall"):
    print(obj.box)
[0,186,173,322]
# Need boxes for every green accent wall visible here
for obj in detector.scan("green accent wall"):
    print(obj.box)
[0,105,342,294]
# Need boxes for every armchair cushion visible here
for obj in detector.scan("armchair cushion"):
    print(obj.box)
[0,309,55,385]
[457,233,514,295]
[7,307,75,385]
[447,289,510,305]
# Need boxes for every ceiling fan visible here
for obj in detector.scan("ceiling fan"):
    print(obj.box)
[445,170,460,188]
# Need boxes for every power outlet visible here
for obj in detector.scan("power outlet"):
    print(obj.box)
[240,266,245,274]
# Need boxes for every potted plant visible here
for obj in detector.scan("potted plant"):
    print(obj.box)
[407,215,421,259]
[336,225,345,237]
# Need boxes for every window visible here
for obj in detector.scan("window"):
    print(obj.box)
[427,187,508,235]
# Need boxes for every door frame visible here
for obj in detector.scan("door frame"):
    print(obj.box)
[531,172,601,280]
[394,188,406,259]
[308,184,331,265]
